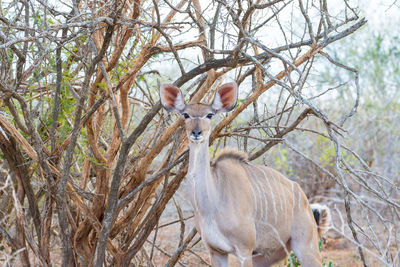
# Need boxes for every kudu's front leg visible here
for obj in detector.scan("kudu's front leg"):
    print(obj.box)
[209,249,229,267]
[209,251,254,267]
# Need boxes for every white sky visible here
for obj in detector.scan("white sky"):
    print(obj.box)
[359,0,400,27]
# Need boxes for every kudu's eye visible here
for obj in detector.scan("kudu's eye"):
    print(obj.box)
[182,113,190,119]
[206,113,214,119]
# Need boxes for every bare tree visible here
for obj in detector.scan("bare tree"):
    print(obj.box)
[0,0,397,266]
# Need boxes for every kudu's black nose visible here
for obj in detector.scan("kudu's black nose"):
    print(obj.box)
[192,129,202,138]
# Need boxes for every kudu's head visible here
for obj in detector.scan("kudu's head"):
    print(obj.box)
[160,82,238,144]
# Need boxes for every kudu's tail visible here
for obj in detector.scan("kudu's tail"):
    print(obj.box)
[310,203,331,238]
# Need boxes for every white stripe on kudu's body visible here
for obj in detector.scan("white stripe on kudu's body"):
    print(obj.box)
[160,82,324,267]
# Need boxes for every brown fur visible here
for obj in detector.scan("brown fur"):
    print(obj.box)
[213,149,249,166]
[310,203,332,238]
[160,82,322,267]
[317,209,330,237]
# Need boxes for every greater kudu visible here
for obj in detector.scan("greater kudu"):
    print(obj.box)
[160,82,327,267]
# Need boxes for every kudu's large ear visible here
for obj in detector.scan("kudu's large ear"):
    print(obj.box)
[160,84,186,113]
[211,82,238,113]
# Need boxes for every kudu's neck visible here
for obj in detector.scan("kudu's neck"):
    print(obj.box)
[188,140,218,213]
